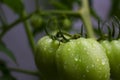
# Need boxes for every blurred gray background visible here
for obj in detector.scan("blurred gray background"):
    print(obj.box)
[0,0,111,80]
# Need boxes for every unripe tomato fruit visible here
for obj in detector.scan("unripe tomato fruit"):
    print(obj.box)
[56,38,110,80]
[62,18,71,30]
[35,36,60,80]
[35,36,110,80]
[101,40,120,80]
[30,14,43,29]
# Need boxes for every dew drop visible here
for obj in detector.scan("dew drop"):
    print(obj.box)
[75,58,78,61]
[102,61,105,65]
[97,58,100,62]
[48,39,52,42]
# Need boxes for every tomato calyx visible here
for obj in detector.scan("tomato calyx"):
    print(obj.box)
[49,31,70,43]
[49,31,82,43]
[55,31,69,42]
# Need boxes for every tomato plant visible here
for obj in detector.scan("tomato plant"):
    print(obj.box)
[0,0,119,80]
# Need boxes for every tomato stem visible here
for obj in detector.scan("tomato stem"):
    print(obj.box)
[0,12,35,39]
[0,7,94,39]
[80,24,84,36]
[40,10,80,17]
[21,11,35,53]
[0,10,79,39]
[78,0,95,39]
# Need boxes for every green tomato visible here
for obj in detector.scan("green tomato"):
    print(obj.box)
[62,18,71,30]
[101,40,120,80]
[56,38,110,80]
[35,36,60,80]
[30,14,43,29]
[35,35,110,80]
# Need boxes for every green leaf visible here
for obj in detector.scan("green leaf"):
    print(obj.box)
[0,42,17,64]
[50,1,69,10]
[0,60,16,80]
[1,0,24,15]
[55,0,74,9]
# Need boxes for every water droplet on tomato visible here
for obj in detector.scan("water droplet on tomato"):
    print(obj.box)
[102,61,105,65]
[75,57,78,61]
[97,58,100,62]
[48,39,52,42]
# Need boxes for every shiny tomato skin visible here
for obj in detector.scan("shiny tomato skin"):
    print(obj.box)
[56,38,110,80]
[35,36,60,80]
[101,40,120,80]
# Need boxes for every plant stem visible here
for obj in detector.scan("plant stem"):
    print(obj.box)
[21,11,35,53]
[79,0,95,39]
[0,12,34,39]
[0,10,79,39]
[40,10,80,17]
[9,67,39,76]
